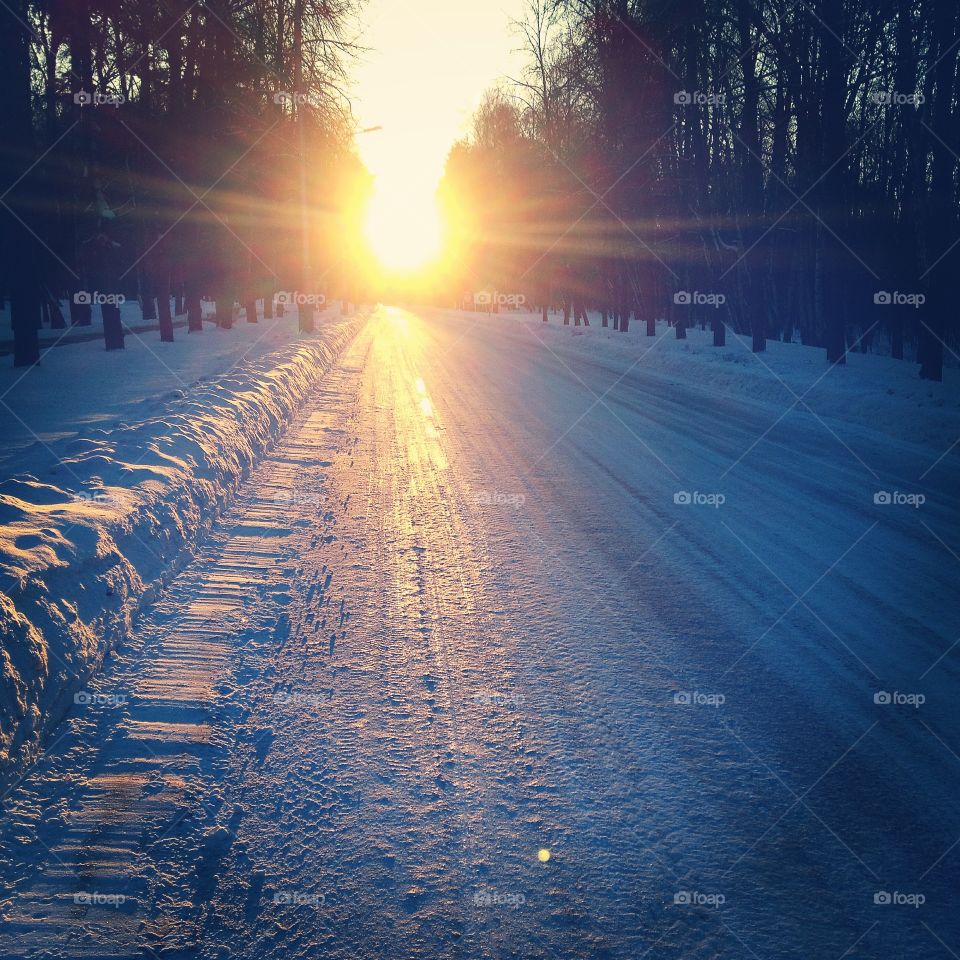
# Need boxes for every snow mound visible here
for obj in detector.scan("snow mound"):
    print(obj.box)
[0,319,361,790]
[471,311,960,450]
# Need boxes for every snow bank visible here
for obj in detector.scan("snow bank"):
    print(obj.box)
[0,318,361,790]
[462,311,960,451]
[0,305,346,473]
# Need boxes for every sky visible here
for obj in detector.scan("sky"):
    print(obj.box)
[350,0,529,199]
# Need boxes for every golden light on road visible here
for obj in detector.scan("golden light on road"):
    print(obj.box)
[364,183,443,273]
[384,305,411,335]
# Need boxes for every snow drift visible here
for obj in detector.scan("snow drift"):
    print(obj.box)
[0,318,361,790]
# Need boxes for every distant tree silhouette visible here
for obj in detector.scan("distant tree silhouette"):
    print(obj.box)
[0,0,42,366]
[1,0,368,365]
[440,0,960,379]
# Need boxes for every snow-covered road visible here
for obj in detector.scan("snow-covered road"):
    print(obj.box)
[1,306,958,959]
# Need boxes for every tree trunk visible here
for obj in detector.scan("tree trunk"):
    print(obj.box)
[713,314,726,347]
[158,285,174,342]
[141,290,157,321]
[892,0,919,366]
[70,299,92,326]
[736,0,767,354]
[890,312,904,361]
[47,293,66,329]
[294,0,313,336]
[187,293,203,332]
[10,282,41,366]
[919,0,957,381]
[216,293,233,329]
[102,304,125,350]
[1,0,40,366]
[818,0,849,366]
[300,303,314,331]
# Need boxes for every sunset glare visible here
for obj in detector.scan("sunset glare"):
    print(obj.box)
[363,185,443,272]
[351,0,526,277]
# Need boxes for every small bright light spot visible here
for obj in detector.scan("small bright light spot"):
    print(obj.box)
[538,848,551,863]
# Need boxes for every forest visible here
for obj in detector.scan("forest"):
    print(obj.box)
[439,0,960,379]
[0,0,369,368]
[2,0,958,380]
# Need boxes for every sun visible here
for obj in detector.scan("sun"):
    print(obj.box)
[364,183,443,272]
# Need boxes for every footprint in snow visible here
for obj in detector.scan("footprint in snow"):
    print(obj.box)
[244,870,266,923]
[194,823,234,900]
[253,728,274,765]
[403,887,428,912]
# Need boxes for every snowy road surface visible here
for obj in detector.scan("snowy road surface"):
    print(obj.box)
[1,307,958,959]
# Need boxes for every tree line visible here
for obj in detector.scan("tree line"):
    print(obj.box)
[438,0,960,380]
[0,0,369,367]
